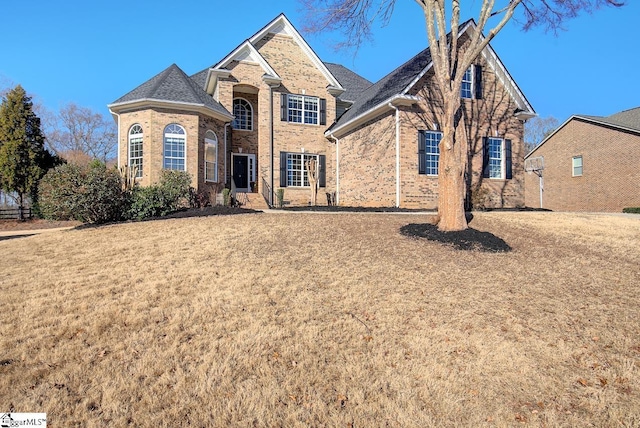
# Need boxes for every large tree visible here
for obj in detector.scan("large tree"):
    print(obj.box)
[303,0,623,230]
[0,85,58,219]
[46,102,117,164]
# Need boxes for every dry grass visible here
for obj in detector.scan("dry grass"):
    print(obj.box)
[1,211,639,427]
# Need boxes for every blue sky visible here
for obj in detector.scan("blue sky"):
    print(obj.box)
[1,0,637,122]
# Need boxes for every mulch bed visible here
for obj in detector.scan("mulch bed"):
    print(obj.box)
[400,223,512,252]
[281,206,435,213]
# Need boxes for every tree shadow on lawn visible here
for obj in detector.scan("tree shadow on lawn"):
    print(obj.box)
[400,216,512,253]
[74,206,261,231]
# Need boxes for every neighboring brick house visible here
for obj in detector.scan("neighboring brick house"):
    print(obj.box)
[524,107,640,212]
[109,14,535,208]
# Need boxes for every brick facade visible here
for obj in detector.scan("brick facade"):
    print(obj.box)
[336,55,526,209]
[524,118,640,211]
[113,15,531,209]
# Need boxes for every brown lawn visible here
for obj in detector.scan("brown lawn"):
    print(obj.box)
[0,212,639,427]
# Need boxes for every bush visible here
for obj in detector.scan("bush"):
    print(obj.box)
[127,170,192,220]
[622,207,640,214]
[38,161,127,223]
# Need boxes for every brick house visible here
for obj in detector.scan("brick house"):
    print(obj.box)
[108,14,535,209]
[524,107,640,212]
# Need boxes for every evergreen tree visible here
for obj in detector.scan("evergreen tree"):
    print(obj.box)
[0,85,55,219]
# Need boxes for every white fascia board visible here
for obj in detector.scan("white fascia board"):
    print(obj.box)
[325,94,419,138]
[205,69,231,96]
[249,14,344,92]
[213,41,281,81]
[108,99,234,122]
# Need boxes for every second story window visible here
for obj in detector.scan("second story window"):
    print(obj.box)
[232,98,253,131]
[281,94,326,126]
[461,65,483,99]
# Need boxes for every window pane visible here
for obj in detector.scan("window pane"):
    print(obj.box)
[424,131,441,175]
[488,138,503,179]
[461,67,473,99]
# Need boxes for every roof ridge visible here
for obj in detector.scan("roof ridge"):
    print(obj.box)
[147,64,179,99]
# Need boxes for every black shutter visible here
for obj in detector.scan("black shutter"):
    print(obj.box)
[318,155,326,187]
[418,131,426,174]
[474,64,483,100]
[482,137,490,178]
[280,152,287,187]
[280,93,288,122]
[505,139,512,179]
[319,98,327,125]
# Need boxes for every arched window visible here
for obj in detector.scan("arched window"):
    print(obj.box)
[204,130,218,182]
[128,124,143,178]
[232,98,253,131]
[163,124,186,171]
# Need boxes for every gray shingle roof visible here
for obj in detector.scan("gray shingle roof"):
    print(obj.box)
[329,46,433,130]
[111,64,231,118]
[323,63,372,103]
[575,107,640,134]
[190,67,210,89]
[606,107,640,132]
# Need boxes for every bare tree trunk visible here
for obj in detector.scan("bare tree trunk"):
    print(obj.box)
[437,99,468,231]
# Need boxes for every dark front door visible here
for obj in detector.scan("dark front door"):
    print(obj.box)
[233,155,249,190]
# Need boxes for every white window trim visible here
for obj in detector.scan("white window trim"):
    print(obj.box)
[205,131,218,183]
[424,131,441,176]
[232,97,253,131]
[128,124,143,179]
[286,152,319,187]
[287,94,319,125]
[572,155,583,177]
[461,65,474,100]
[163,124,187,172]
[488,137,505,179]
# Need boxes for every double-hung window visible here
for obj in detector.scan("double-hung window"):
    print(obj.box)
[163,124,186,171]
[461,65,483,99]
[418,130,441,175]
[572,155,583,177]
[281,94,326,125]
[482,137,513,180]
[279,152,326,188]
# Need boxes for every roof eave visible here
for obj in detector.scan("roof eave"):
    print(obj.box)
[325,94,419,138]
[107,99,233,122]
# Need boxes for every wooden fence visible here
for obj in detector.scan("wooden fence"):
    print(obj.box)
[0,207,32,220]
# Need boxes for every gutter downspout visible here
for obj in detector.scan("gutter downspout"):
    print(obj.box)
[109,109,121,169]
[269,86,274,206]
[388,103,401,208]
[329,133,339,206]
[224,123,231,185]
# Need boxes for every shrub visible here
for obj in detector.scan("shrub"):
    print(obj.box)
[189,188,210,209]
[622,207,640,214]
[38,161,127,223]
[222,188,231,206]
[276,188,285,208]
[127,170,192,220]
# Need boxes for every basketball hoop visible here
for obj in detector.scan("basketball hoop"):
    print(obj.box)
[525,156,544,176]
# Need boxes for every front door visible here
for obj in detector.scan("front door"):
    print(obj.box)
[232,154,255,192]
